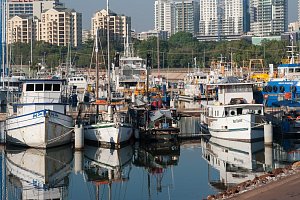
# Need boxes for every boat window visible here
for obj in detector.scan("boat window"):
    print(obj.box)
[289,68,294,73]
[231,110,235,116]
[35,84,43,91]
[237,108,243,115]
[45,84,52,91]
[296,68,300,72]
[53,84,60,91]
[26,84,34,91]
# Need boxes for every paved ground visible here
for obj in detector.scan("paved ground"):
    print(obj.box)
[228,171,300,200]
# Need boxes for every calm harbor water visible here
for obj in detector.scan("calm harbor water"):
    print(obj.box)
[0,117,300,200]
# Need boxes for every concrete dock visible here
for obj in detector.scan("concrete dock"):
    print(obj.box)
[228,171,300,200]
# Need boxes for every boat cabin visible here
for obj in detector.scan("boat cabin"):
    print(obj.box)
[14,79,67,116]
[68,76,88,91]
[277,63,300,78]
[207,104,263,118]
[214,82,254,105]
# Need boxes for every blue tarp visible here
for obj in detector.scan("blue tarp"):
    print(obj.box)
[272,100,300,107]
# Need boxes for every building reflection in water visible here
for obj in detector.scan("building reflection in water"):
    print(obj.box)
[6,145,73,199]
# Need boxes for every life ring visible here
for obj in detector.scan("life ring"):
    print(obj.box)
[291,86,297,93]
[273,85,278,92]
[279,86,285,93]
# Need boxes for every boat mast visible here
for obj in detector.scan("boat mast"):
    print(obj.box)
[1,0,5,86]
[95,29,99,100]
[107,0,111,104]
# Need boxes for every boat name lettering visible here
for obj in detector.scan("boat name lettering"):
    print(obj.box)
[49,112,58,118]
[33,111,44,118]
[233,119,242,123]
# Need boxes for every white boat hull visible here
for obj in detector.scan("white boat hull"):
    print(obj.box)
[84,122,133,146]
[6,110,73,148]
[208,114,264,142]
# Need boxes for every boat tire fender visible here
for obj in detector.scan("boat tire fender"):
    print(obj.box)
[273,85,278,92]
[267,85,272,92]
[279,86,285,93]
[291,86,297,93]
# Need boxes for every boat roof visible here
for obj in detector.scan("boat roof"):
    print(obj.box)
[278,63,300,68]
[21,79,67,83]
[120,57,143,61]
[208,103,263,107]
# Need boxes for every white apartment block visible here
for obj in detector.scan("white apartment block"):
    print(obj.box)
[199,0,245,37]
[39,7,82,47]
[91,9,131,41]
[137,30,168,41]
[7,15,34,44]
[174,1,199,34]
[154,0,174,36]
[288,22,300,32]
[299,0,300,23]
[250,0,287,36]
[7,0,62,19]
[155,0,199,36]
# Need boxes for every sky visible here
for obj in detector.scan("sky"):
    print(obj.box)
[61,0,298,32]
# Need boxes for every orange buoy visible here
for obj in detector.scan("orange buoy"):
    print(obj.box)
[284,92,292,100]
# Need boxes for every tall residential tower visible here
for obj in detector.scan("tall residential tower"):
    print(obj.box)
[199,0,249,37]
[250,0,288,36]
[154,0,199,37]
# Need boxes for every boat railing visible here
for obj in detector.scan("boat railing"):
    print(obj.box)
[17,93,66,104]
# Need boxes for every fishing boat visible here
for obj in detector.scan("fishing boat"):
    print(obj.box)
[113,32,147,99]
[263,39,300,107]
[200,77,265,142]
[83,6,133,147]
[6,79,74,148]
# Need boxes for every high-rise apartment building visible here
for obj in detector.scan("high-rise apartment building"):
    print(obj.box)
[299,0,300,22]
[7,15,35,44]
[91,9,131,41]
[39,7,82,47]
[7,0,62,19]
[250,0,287,36]
[199,0,248,37]
[1,0,4,71]
[174,1,199,34]
[154,0,199,36]
[154,0,174,36]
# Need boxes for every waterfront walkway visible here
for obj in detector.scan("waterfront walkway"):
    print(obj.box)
[228,171,300,200]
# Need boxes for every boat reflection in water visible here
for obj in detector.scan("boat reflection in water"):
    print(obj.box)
[6,145,73,199]
[273,139,300,168]
[83,145,133,199]
[133,142,180,195]
[201,136,269,191]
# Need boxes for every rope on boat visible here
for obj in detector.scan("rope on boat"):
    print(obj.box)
[48,129,74,145]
